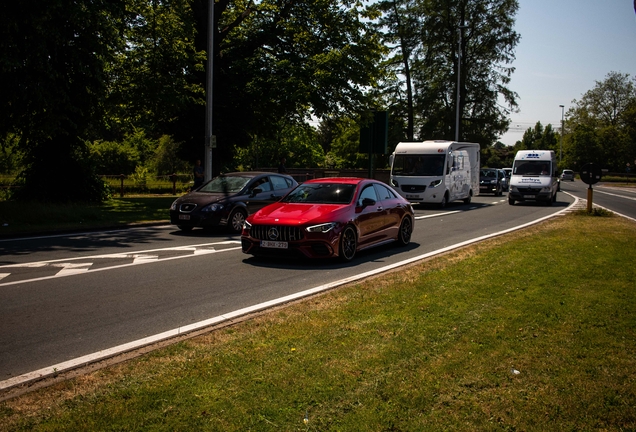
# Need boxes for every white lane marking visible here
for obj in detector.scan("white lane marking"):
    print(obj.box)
[0,198,582,392]
[593,189,636,201]
[52,263,93,276]
[415,210,461,220]
[0,242,241,287]
[0,273,9,281]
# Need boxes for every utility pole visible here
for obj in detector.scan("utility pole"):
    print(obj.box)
[204,0,215,181]
[455,24,468,142]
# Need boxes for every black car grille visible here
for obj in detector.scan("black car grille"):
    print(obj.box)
[249,225,304,241]
[517,187,541,194]
[179,203,197,212]
[400,184,426,193]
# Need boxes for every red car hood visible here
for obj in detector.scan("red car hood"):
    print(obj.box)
[251,202,348,225]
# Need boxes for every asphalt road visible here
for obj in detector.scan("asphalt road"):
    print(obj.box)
[0,190,583,389]
[558,179,636,220]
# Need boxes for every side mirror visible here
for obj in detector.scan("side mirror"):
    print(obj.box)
[361,197,376,207]
[250,187,263,197]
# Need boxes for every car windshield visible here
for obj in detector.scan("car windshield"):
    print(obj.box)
[282,183,356,204]
[198,176,252,193]
[392,154,445,176]
[513,161,551,176]
[480,169,497,178]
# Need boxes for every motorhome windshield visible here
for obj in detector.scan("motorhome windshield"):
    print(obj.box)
[392,154,445,176]
[512,160,551,176]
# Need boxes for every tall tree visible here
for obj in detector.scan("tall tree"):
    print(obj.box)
[410,0,519,145]
[186,0,386,174]
[564,71,636,171]
[1,0,126,202]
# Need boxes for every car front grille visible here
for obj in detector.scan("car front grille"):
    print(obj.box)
[400,184,426,193]
[179,203,197,212]
[517,187,541,194]
[249,225,304,241]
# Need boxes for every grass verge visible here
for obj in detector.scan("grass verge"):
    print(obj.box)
[0,197,175,237]
[1,213,635,431]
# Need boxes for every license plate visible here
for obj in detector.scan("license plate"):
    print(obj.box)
[523,195,536,199]
[406,194,419,199]
[179,214,190,220]
[261,240,288,249]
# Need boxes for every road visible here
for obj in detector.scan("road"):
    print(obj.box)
[0,189,594,391]
[558,179,636,220]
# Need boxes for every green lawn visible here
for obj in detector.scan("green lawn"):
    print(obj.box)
[0,196,175,237]
[1,212,635,431]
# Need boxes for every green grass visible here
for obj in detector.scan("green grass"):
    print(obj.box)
[0,196,175,237]
[1,214,635,431]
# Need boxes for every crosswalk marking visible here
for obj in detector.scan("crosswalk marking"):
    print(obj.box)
[0,241,241,287]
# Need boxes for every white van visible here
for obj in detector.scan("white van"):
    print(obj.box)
[389,140,480,208]
[508,150,558,205]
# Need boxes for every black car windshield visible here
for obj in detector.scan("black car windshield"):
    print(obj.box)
[282,183,356,204]
[198,176,252,193]
[480,169,497,178]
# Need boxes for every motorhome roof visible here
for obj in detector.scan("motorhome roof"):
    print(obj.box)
[394,140,478,154]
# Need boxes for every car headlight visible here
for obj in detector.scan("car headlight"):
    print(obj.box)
[202,203,224,212]
[429,179,442,188]
[509,186,517,192]
[243,220,252,231]
[490,180,497,184]
[541,186,552,192]
[390,179,399,187]
[306,222,337,233]
[170,200,178,211]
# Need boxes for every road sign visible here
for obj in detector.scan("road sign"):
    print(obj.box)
[580,163,602,185]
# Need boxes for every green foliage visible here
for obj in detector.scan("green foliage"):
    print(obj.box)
[0,134,22,175]
[563,72,636,172]
[90,140,140,175]
[151,135,189,175]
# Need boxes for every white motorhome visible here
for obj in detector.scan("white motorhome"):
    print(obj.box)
[389,140,480,208]
[508,150,558,205]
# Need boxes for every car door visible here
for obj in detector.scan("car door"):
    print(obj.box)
[245,177,278,214]
[355,184,384,247]
[373,183,401,238]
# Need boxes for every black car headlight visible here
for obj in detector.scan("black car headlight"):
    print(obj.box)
[306,222,337,233]
[202,203,224,212]
[170,200,179,211]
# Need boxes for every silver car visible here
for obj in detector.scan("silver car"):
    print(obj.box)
[561,169,575,181]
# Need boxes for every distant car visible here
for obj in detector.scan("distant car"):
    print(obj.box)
[170,172,298,233]
[479,168,505,196]
[561,169,575,181]
[241,177,414,262]
[502,168,512,190]
[498,169,510,191]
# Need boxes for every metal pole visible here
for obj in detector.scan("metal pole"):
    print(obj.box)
[559,105,564,165]
[455,25,467,142]
[204,0,215,182]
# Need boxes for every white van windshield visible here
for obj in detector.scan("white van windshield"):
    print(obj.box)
[513,160,551,176]
[392,154,445,176]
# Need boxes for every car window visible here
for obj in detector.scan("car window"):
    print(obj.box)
[358,184,379,205]
[282,183,356,204]
[270,175,290,190]
[250,177,271,192]
[373,183,396,201]
[198,176,251,193]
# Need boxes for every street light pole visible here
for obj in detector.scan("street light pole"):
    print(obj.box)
[455,24,468,142]
[204,0,215,182]
[559,105,565,166]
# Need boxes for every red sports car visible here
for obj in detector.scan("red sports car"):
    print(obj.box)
[241,177,415,261]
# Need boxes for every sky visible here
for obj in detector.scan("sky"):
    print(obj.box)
[498,0,636,146]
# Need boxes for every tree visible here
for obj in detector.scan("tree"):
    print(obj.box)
[186,0,386,174]
[1,0,126,202]
[409,0,519,145]
[564,72,636,171]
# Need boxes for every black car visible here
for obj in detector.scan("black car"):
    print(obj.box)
[479,168,505,196]
[170,172,298,233]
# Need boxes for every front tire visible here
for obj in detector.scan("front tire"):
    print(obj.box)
[508,197,515,205]
[438,193,448,209]
[397,217,413,246]
[463,190,472,204]
[228,208,247,233]
[339,226,357,262]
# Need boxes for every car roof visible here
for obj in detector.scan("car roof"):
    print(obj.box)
[220,171,291,178]
[303,177,366,185]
